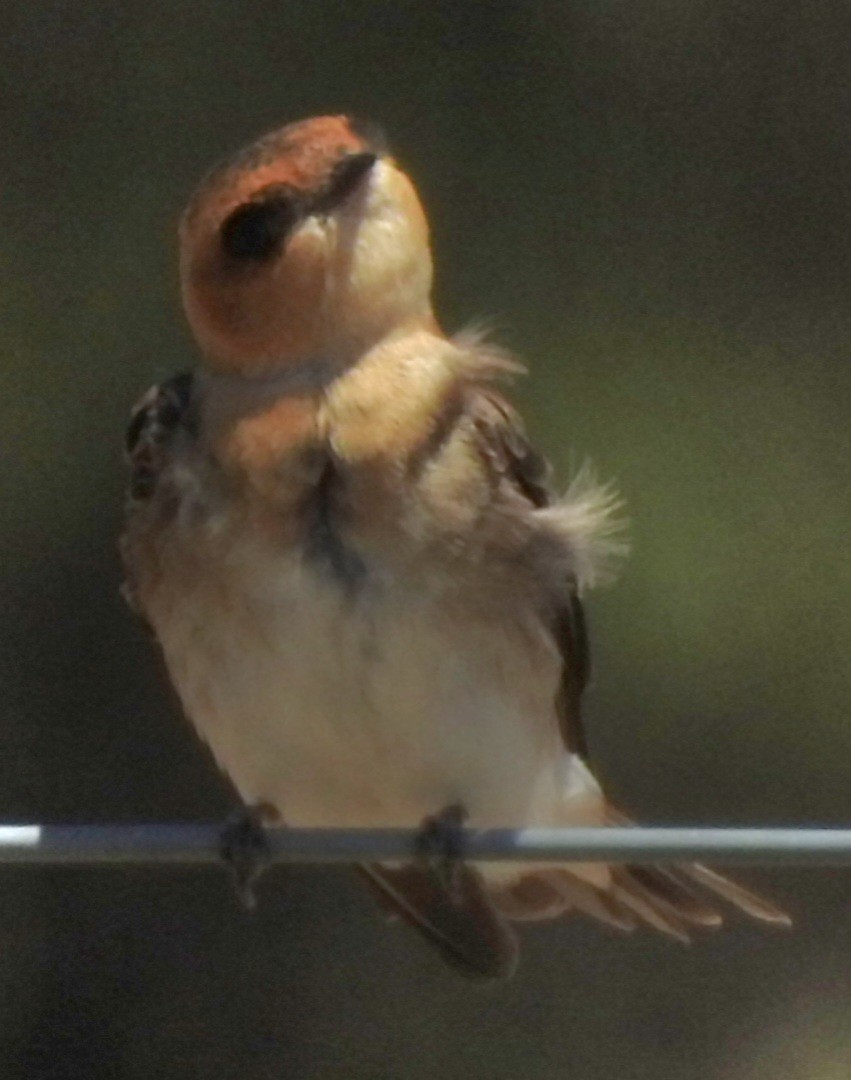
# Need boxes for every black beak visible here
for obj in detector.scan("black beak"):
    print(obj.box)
[313,152,378,214]
[219,150,379,265]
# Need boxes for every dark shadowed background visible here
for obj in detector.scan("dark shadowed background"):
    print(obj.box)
[0,2,849,1077]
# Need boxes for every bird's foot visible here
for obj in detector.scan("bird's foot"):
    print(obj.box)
[416,803,469,900]
[219,802,279,912]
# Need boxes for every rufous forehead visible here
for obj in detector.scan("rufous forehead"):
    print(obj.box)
[184,115,381,229]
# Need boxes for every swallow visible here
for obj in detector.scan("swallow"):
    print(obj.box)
[121,115,789,979]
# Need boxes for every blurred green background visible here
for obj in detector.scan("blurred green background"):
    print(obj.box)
[0,2,850,1077]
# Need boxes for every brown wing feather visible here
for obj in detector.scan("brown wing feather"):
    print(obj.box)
[125,371,195,501]
[467,387,789,936]
[468,386,592,761]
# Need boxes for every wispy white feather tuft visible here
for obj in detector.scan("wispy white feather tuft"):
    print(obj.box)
[450,325,526,381]
[452,325,627,590]
[537,463,628,591]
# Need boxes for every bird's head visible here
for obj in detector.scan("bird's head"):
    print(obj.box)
[179,115,434,377]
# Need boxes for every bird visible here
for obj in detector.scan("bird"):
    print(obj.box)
[121,114,789,979]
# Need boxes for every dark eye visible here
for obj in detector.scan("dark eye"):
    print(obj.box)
[220,193,297,262]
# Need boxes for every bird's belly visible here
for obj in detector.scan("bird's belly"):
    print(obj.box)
[148,528,599,830]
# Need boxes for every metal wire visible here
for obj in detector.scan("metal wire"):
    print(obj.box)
[1,824,850,866]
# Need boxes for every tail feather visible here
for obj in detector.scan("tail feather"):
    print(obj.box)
[494,858,788,941]
[357,862,518,980]
[490,874,571,921]
[596,806,791,933]
[626,865,723,928]
[684,862,791,926]
[486,805,789,939]
[539,871,638,932]
[356,807,789,975]
[609,881,690,941]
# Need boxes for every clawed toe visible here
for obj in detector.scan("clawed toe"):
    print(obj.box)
[219,802,278,911]
[416,803,469,898]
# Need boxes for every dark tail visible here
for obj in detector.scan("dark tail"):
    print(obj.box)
[357,862,518,981]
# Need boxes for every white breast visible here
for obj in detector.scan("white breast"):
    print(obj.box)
[148,513,604,834]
